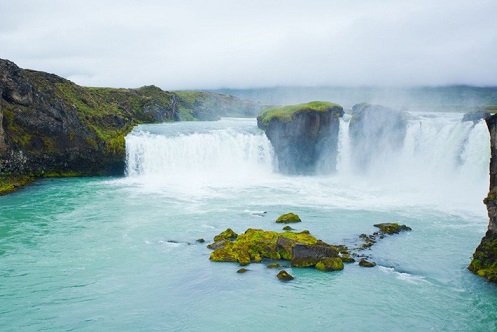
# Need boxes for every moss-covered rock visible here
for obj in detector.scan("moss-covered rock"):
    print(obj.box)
[469,230,497,282]
[209,228,337,268]
[257,101,344,174]
[213,228,238,241]
[359,259,376,267]
[315,257,344,272]
[277,270,294,281]
[291,243,339,267]
[276,213,301,223]
[0,174,34,195]
[374,223,412,235]
[340,254,356,263]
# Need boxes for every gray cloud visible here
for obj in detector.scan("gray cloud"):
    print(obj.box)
[1,0,496,89]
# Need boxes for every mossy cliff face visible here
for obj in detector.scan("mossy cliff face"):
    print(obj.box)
[469,114,497,281]
[0,59,177,178]
[257,101,344,175]
[0,59,263,192]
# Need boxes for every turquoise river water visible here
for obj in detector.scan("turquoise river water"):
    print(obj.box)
[1,115,497,331]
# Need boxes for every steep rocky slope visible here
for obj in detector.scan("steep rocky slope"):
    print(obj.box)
[469,114,497,282]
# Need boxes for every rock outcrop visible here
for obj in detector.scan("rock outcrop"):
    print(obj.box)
[469,114,497,282]
[0,59,263,194]
[257,101,344,175]
[349,103,408,171]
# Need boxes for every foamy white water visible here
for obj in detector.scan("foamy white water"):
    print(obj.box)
[124,115,490,216]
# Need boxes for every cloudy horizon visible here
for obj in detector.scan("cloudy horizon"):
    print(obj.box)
[1,0,496,90]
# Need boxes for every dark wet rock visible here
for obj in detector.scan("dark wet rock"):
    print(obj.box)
[257,101,344,175]
[359,259,376,267]
[277,270,294,281]
[276,212,301,223]
[469,114,497,282]
[237,268,249,273]
[282,226,294,231]
[196,238,205,243]
[315,257,344,272]
[291,243,339,267]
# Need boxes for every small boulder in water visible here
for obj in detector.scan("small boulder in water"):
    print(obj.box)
[277,270,294,281]
[315,257,344,272]
[213,228,238,241]
[276,213,302,223]
[237,268,249,273]
[374,223,412,235]
[267,263,281,269]
[359,259,376,267]
[196,238,205,243]
[282,225,294,231]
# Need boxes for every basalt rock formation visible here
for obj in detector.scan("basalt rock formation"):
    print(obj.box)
[257,101,344,174]
[349,103,408,171]
[469,114,497,282]
[0,59,263,194]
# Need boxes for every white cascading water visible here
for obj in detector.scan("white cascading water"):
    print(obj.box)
[125,119,275,192]
[124,114,490,213]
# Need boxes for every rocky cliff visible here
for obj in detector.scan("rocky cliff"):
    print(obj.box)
[0,59,264,193]
[469,114,497,282]
[257,101,344,174]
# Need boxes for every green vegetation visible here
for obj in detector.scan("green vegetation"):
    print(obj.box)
[0,174,34,195]
[468,232,497,282]
[257,101,342,127]
[373,223,412,234]
[275,212,302,223]
[315,257,344,272]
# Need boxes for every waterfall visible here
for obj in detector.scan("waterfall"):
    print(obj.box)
[124,115,490,203]
[125,119,275,188]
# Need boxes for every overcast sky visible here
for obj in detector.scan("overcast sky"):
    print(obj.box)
[1,0,496,90]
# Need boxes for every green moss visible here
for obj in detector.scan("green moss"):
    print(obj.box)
[275,212,302,223]
[359,259,376,267]
[315,257,344,272]
[469,231,497,282]
[0,174,34,195]
[484,191,497,204]
[209,228,322,265]
[373,223,411,235]
[257,101,342,127]
[213,228,238,242]
[276,270,294,281]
